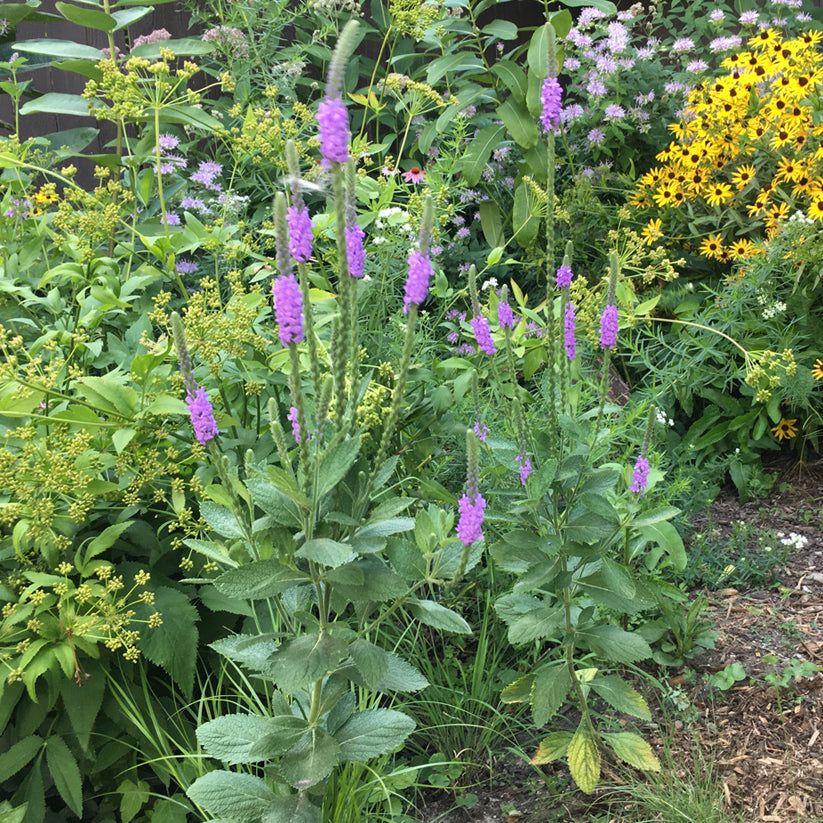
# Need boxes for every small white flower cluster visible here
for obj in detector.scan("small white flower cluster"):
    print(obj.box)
[788,210,814,226]
[656,407,675,427]
[762,301,787,320]
[482,277,499,291]
[776,531,809,549]
[374,207,412,245]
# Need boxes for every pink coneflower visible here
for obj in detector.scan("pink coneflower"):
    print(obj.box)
[402,166,426,183]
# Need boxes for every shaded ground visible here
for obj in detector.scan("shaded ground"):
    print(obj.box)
[416,458,823,823]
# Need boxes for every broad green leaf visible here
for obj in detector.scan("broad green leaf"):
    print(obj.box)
[632,506,681,528]
[636,521,687,570]
[513,181,540,248]
[135,587,198,698]
[13,39,104,60]
[604,732,661,772]
[480,19,517,39]
[406,599,471,634]
[460,124,506,186]
[324,557,406,601]
[119,779,150,823]
[479,200,504,248]
[506,603,564,646]
[317,437,360,498]
[373,652,429,693]
[280,727,340,789]
[590,675,651,721]
[182,538,239,568]
[498,98,539,149]
[357,516,414,538]
[426,51,483,85]
[527,23,553,77]
[199,500,245,540]
[55,2,116,30]
[0,735,42,782]
[159,103,222,131]
[336,709,415,762]
[111,6,153,30]
[196,714,279,765]
[578,625,652,664]
[76,376,138,417]
[568,724,601,794]
[349,639,388,689]
[215,561,309,600]
[0,801,28,823]
[565,512,616,543]
[295,538,352,568]
[60,661,104,753]
[491,60,527,103]
[44,737,82,816]
[246,476,304,529]
[263,794,321,823]
[577,570,640,614]
[186,771,277,820]
[21,92,100,118]
[210,633,279,672]
[266,633,348,694]
[248,716,311,761]
[531,731,573,764]
[132,38,215,58]
[111,427,136,453]
[531,664,571,727]
[500,673,534,704]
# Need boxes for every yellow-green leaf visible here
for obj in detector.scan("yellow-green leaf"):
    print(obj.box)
[603,732,661,772]
[530,731,573,764]
[568,724,601,794]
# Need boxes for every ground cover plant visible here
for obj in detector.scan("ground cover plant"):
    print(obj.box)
[0,0,821,821]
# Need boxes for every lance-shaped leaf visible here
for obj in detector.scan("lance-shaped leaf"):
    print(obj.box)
[406,599,471,634]
[590,675,651,721]
[215,561,309,601]
[568,723,601,795]
[603,732,661,772]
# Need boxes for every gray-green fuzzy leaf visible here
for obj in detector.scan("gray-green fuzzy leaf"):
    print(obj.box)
[196,714,279,765]
[406,599,471,634]
[186,771,276,821]
[279,728,340,789]
[214,561,309,600]
[336,709,416,762]
[531,664,572,727]
[578,625,652,664]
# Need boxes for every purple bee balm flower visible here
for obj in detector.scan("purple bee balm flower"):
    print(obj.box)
[317,97,350,164]
[176,258,198,274]
[474,419,489,443]
[540,76,563,132]
[272,273,304,346]
[186,386,218,445]
[604,104,626,120]
[600,303,619,349]
[498,299,515,329]
[516,453,532,485]
[287,204,313,263]
[556,265,573,289]
[630,454,650,495]
[470,314,496,355]
[403,250,432,313]
[456,492,486,546]
[158,134,180,151]
[564,302,577,361]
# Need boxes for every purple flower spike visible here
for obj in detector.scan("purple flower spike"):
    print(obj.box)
[540,76,563,132]
[317,97,350,164]
[600,303,619,350]
[456,492,486,547]
[288,405,300,442]
[186,387,218,445]
[287,205,313,263]
[556,265,573,289]
[630,454,650,495]
[272,274,305,346]
[474,419,489,443]
[564,302,577,361]
[498,299,515,329]
[470,314,496,355]
[345,222,365,278]
[403,250,432,313]
[516,453,532,485]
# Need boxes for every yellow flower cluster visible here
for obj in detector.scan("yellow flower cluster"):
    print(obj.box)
[631,28,823,261]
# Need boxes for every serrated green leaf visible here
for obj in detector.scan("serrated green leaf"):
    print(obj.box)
[211,633,279,672]
[183,538,239,568]
[135,587,198,698]
[0,735,42,783]
[186,771,277,820]
[119,778,150,823]
[531,731,573,764]
[262,794,321,823]
[199,500,245,540]
[44,737,82,816]
[603,732,661,772]
[266,633,348,694]
[406,599,471,634]
[349,639,389,689]
[0,801,28,823]
[295,538,352,568]
[280,727,340,789]
[325,557,406,601]
[590,675,651,721]
[578,625,652,664]
[500,673,535,704]
[248,716,310,761]
[196,714,280,765]
[60,661,104,753]
[214,561,309,600]
[317,437,360,498]
[336,709,415,762]
[507,603,564,646]
[532,664,571,727]
[568,724,601,794]
[374,652,429,693]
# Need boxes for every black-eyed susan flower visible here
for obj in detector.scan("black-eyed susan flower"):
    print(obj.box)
[771,418,797,441]
[641,218,664,245]
[705,182,734,207]
[699,233,725,258]
[731,164,756,189]
[729,238,756,258]
[812,358,823,380]
[806,193,823,221]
